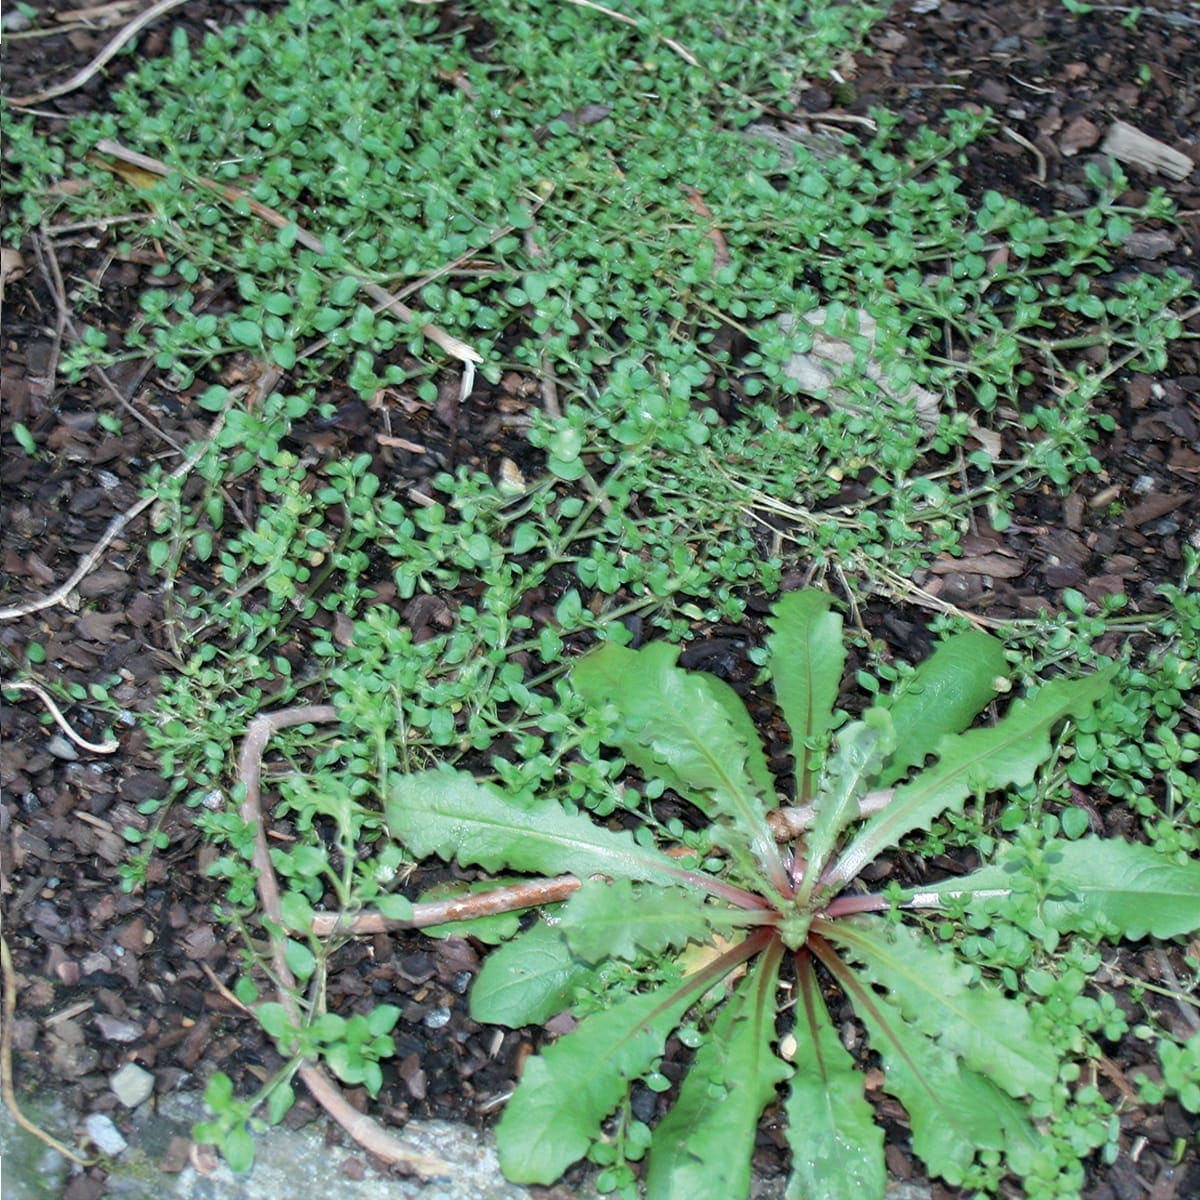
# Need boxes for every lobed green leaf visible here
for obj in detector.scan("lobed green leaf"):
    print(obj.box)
[799,709,894,901]
[644,945,789,1200]
[574,642,775,808]
[879,628,1008,786]
[834,963,1045,1186]
[829,667,1116,887]
[573,642,787,894]
[785,958,886,1200]
[386,765,694,889]
[765,590,844,802]
[560,878,717,964]
[495,984,697,1184]
[822,916,1057,1099]
[905,836,1200,940]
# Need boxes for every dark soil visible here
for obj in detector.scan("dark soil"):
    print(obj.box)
[2,2,1198,1198]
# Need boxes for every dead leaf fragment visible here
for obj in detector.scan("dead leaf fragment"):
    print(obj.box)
[779,308,942,431]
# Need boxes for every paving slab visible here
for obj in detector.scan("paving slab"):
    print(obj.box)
[2,1090,935,1200]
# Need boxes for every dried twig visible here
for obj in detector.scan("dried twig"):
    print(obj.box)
[25,236,68,396]
[310,875,583,937]
[91,140,482,365]
[32,229,187,457]
[1154,948,1200,1034]
[1,937,98,1166]
[236,705,448,1178]
[1082,4,1200,28]
[200,961,252,1013]
[1002,125,1047,183]
[0,409,226,621]
[6,0,190,106]
[56,1,144,22]
[766,789,894,841]
[0,679,119,753]
[564,0,699,66]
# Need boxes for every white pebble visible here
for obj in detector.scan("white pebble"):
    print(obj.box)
[84,1112,128,1156]
[109,1063,155,1108]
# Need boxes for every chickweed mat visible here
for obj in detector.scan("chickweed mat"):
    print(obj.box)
[2,1,1198,1197]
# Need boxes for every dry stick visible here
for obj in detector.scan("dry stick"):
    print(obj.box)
[564,0,699,66]
[311,875,583,938]
[767,789,894,842]
[237,706,448,1178]
[37,226,261,538]
[0,680,119,753]
[27,235,68,398]
[1,937,98,1166]
[56,0,145,22]
[7,0,190,106]
[0,410,225,622]
[1154,948,1200,1035]
[199,961,251,1014]
[92,140,482,366]
[292,184,552,369]
[34,229,188,458]
[1002,126,1047,183]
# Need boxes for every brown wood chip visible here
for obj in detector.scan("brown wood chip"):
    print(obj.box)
[929,551,1026,578]
[1125,493,1188,527]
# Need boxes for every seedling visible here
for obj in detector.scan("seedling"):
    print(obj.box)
[386,590,1200,1198]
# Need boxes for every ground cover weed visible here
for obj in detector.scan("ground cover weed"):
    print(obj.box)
[3,0,1199,1189]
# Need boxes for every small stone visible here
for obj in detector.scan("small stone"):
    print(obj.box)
[338,1156,367,1180]
[46,735,80,761]
[1142,517,1180,537]
[110,1062,155,1108]
[94,1014,144,1044]
[84,1113,128,1157]
[978,78,1009,107]
[77,569,131,598]
[160,1135,192,1173]
[423,1005,452,1030]
[49,1030,100,1078]
[79,951,113,976]
[56,959,81,986]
